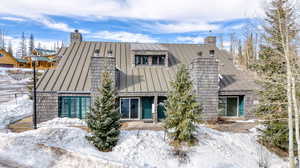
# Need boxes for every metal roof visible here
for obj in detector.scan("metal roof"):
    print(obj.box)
[34,56,51,62]
[130,43,168,51]
[218,51,259,91]
[34,48,57,55]
[37,41,258,93]
[16,58,28,63]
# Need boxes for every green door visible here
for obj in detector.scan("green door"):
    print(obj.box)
[158,97,167,120]
[239,96,244,116]
[227,97,238,116]
[142,97,153,119]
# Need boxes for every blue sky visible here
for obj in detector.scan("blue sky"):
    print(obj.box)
[0,0,265,53]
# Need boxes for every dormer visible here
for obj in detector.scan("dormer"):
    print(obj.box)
[130,43,169,67]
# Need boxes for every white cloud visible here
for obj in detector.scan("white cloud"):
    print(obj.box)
[0,0,265,31]
[175,36,204,44]
[231,24,245,30]
[36,17,89,33]
[0,16,25,22]
[89,31,157,43]
[152,22,219,33]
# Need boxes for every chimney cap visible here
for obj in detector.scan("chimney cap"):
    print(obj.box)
[74,29,79,33]
[204,36,216,45]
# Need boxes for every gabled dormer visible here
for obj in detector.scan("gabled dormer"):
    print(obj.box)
[130,43,169,67]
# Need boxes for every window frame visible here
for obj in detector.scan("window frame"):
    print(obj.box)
[159,55,165,65]
[218,96,240,117]
[209,50,215,56]
[58,96,91,119]
[119,97,141,120]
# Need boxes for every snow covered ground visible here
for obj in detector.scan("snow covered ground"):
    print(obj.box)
[0,69,32,132]
[0,68,288,168]
[0,95,32,131]
[0,117,288,168]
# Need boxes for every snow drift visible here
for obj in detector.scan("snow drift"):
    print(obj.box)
[0,119,287,168]
[0,95,32,129]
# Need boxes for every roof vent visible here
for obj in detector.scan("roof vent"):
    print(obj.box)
[197,51,202,56]
[107,50,113,57]
[94,49,100,57]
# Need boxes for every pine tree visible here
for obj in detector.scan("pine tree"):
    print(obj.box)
[164,65,202,145]
[7,40,13,56]
[29,34,34,55]
[86,71,121,152]
[17,32,27,58]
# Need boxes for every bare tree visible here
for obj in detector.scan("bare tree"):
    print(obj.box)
[275,0,298,166]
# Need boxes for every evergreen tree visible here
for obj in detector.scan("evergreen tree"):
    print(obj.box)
[7,40,13,56]
[86,71,121,152]
[17,32,27,58]
[164,65,202,145]
[29,34,34,55]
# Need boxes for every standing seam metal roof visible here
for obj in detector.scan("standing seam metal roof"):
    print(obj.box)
[37,42,258,93]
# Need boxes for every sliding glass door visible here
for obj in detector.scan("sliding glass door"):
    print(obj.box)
[120,98,140,119]
[218,96,244,117]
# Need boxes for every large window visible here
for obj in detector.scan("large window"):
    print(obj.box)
[58,96,91,119]
[218,96,244,117]
[120,98,139,119]
[135,55,166,66]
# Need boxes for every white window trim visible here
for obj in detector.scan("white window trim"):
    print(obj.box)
[120,97,141,120]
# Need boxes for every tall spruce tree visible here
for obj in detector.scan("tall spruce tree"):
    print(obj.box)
[253,0,298,158]
[29,34,34,55]
[164,65,202,145]
[7,40,13,56]
[86,71,121,152]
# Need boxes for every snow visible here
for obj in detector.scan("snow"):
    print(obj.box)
[0,117,288,168]
[38,117,87,128]
[0,70,288,167]
[0,95,32,130]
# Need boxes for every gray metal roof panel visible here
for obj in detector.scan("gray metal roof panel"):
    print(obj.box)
[130,43,168,51]
[37,42,258,93]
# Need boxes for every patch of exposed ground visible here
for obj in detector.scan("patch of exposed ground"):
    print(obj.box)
[8,117,33,133]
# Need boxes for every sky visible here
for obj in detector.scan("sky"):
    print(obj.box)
[0,0,273,55]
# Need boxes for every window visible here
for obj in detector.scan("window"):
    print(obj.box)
[94,49,100,57]
[58,96,91,119]
[142,56,148,65]
[135,55,149,65]
[135,55,166,66]
[152,55,158,65]
[209,50,215,56]
[0,53,3,57]
[135,55,142,65]
[120,98,139,119]
[159,55,165,65]
[218,96,244,117]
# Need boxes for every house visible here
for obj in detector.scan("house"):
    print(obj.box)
[35,30,259,123]
[0,48,58,69]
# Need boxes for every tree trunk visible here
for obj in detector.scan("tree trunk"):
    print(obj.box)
[287,63,295,168]
[292,76,300,167]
